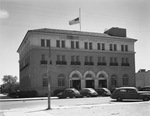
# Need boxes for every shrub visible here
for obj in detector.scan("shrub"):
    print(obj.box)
[18,90,37,98]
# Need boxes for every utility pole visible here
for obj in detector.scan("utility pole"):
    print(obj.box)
[47,44,51,110]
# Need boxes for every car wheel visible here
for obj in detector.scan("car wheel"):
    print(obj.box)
[143,97,149,101]
[116,97,122,101]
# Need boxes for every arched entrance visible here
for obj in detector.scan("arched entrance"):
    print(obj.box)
[69,70,82,90]
[84,71,95,89]
[97,71,108,88]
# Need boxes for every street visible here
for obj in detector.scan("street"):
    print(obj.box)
[1,96,150,116]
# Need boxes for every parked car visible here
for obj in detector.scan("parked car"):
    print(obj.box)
[111,87,150,101]
[57,88,82,99]
[95,88,111,96]
[80,88,98,97]
[139,86,150,91]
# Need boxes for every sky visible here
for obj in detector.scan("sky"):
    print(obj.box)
[0,0,150,84]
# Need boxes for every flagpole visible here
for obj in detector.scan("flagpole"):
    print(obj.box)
[79,8,81,31]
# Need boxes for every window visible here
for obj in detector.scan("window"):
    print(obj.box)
[110,44,117,51]
[84,56,94,65]
[42,73,48,87]
[121,45,128,52]
[71,55,80,65]
[84,42,88,49]
[121,45,124,51]
[56,55,67,65]
[123,75,129,85]
[58,74,65,86]
[97,43,101,50]
[84,42,93,50]
[62,40,65,48]
[102,43,105,50]
[110,57,118,66]
[89,42,92,50]
[71,41,79,49]
[62,55,65,61]
[110,44,113,51]
[56,40,60,47]
[43,78,48,87]
[121,57,130,66]
[76,41,79,49]
[71,41,74,49]
[41,39,45,47]
[125,45,128,51]
[114,44,117,51]
[98,57,106,66]
[111,75,117,87]
[57,55,60,61]
[46,40,50,47]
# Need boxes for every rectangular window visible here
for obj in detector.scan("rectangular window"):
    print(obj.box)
[110,44,113,51]
[97,43,101,50]
[76,56,79,62]
[98,57,101,62]
[125,45,128,51]
[43,78,48,87]
[114,44,117,51]
[41,54,46,61]
[84,42,88,49]
[62,40,65,48]
[76,41,79,49]
[58,78,65,86]
[62,55,65,61]
[56,40,60,48]
[46,40,50,47]
[71,41,74,49]
[41,39,45,47]
[89,42,92,50]
[85,56,88,62]
[89,56,93,62]
[102,57,105,63]
[71,56,75,62]
[57,55,60,61]
[102,43,105,50]
[123,77,128,85]
[121,45,124,51]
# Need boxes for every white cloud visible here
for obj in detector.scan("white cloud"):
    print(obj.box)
[0,10,9,19]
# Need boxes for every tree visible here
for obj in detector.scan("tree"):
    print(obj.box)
[1,75,19,94]
[2,75,18,84]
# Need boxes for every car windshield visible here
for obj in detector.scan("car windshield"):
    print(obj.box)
[87,88,95,92]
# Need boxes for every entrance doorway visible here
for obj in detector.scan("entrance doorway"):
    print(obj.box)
[86,80,94,88]
[99,80,107,88]
[72,80,81,90]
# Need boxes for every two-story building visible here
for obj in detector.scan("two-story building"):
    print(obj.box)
[17,27,137,96]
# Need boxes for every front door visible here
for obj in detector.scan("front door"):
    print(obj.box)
[86,80,94,88]
[99,80,107,88]
[72,80,81,90]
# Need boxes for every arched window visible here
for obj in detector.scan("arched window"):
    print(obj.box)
[58,74,65,86]
[123,74,129,85]
[111,74,118,87]
[72,74,79,78]
[86,74,92,78]
[42,73,48,87]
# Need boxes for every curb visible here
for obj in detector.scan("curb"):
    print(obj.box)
[0,97,57,102]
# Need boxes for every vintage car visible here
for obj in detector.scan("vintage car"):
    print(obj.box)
[57,88,82,99]
[111,87,150,101]
[80,88,98,97]
[95,88,111,96]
